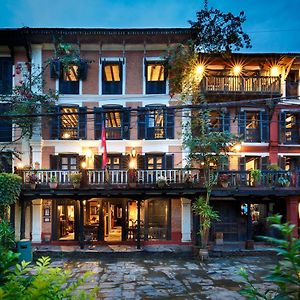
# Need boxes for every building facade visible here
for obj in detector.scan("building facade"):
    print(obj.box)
[0,28,299,248]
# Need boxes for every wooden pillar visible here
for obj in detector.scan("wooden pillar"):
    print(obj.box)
[192,211,200,246]
[10,203,15,230]
[269,108,279,164]
[79,200,84,249]
[98,200,104,241]
[245,201,254,249]
[20,200,26,240]
[121,199,127,241]
[137,200,141,249]
[286,196,299,238]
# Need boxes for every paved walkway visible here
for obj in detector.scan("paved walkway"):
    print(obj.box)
[49,255,277,299]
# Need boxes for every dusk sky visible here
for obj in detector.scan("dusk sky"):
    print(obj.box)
[1,0,299,53]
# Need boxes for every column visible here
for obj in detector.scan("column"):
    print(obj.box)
[181,198,191,242]
[269,108,279,164]
[31,199,42,243]
[281,70,286,98]
[79,200,84,249]
[121,199,127,241]
[137,200,141,249]
[20,200,26,240]
[286,196,299,238]
[98,200,104,241]
[30,141,43,168]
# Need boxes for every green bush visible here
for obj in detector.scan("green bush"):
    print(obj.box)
[0,256,98,299]
[239,215,300,299]
[0,220,15,250]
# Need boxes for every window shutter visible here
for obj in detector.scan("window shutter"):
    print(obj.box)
[166,107,175,139]
[122,108,130,140]
[50,60,61,79]
[78,61,88,80]
[238,111,246,140]
[223,111,230,132]
[94,155,102,170]
[94,108,102,140]
[261,156,269,170]
[165,154,174,169]
[138,108,146,139]
[78,107,87,139]
[50,155,59,170]
[50,106,59,139]
[239,156,246,171]
[0,104,12,142]
[279,111,285,143]
[261,110,269,142]
[137,154,146,169]
[0,58,12,94]
[121,154,130,170]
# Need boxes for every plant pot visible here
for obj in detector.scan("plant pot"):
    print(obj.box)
[73,183,80,189]
[199,248,209,261]
[128,182,137,188]
[157,182,166,188]
[49,182,58,189]
[252,180,261,187]
[30,183,36,190]
[221,181,229,188]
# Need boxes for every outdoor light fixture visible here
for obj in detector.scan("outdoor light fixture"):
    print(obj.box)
[129,159,137,169]
[195,64,205,76]
[85,149,92,158]
[270,66,280,77]
[131,147,136,158]
[234,143,242,152]
[81,161,87,169]
[233,65,242,76]
[63,132,71,139]
[16,162,24,169]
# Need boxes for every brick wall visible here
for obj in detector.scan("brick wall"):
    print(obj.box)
[42,146,55,168]
[171,198,182,241]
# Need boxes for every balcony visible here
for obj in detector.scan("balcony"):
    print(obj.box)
[19,169,300,198]
[202,76,281,94]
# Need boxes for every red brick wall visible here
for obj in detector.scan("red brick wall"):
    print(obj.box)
[125,51,144,94]
[81,51,99,94]
[171,198,181,241]
[42,50,56,92]
[42,146,55,168]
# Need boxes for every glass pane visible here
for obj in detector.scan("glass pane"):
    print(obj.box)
[104,64,120,82]
[63,65,78,81]
[70,157,77,164]
[61,157,68,164]
[70,165,77,170]
[148,199,168,240]
[60,107,79,139]
[61,165,68,170]
[147,64,164,81]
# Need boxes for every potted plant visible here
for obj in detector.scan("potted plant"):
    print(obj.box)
[184,172,193,185]
[27,173,38,189]
[250,169,262,187]
[128,169,137,188]
[70,173,82,188]
[192,197,220,260]
[156,175,167,188]
[277,176,290,187]
[219,173,230,188]
[49,176,58,189]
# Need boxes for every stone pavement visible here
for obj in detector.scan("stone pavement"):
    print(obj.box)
[48,254,277,299]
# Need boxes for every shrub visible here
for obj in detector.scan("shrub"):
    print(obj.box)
[0,220,15,250]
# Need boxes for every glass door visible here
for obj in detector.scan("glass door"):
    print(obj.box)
[57,204,75,240]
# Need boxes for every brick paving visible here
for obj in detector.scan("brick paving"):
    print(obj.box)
[48,254,277,299]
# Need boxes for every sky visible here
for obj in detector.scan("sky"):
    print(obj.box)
[0,0,299,53]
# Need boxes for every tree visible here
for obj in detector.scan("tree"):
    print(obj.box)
[189,1,251,53]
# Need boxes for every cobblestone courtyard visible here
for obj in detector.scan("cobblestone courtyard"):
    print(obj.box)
[48,254,277,299]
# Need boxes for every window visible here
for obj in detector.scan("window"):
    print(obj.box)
[50,106,87,140]
[59,65,79,94]
[280,112,300,144]
[147,155,163,170]
[210,111,230,132]
[107,155,121,170]
[0,103,12,142]
[94,106,130,140]
[238,110,269,142]
[138,106,174,140]
[60,155,78,170]
[145,61,167,94]
[138,154,174,170]
[102,61,122,94]
[0,152,12,172]
[0,58,12,94]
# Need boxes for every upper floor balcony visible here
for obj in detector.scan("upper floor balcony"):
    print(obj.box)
[201,76,281,95]
[20,169,300,198]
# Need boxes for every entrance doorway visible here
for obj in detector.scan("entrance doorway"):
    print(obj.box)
[57,204,75,240]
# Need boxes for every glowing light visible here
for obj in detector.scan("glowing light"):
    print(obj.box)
[129,159,137,169]
[234,143,242,152]
[195,64,205,76]
[17,162,24,169]
[270,66,280,77]
[81,161,87,169]
[85,149,92,158]
[233,65,242,76]
[63,132,71,139]
[131,147,136,158]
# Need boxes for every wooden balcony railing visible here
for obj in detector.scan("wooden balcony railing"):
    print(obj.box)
[21,169,298,189]
[202,76,281,94]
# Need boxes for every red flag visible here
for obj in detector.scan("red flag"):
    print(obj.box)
[101,122,108,169]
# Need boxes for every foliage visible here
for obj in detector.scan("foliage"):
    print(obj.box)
[239,215,300,299]
[277,176,289,187]
[0,67,57,154]
[0,220,15,251]
[70,173,82,184]
[27,173,38,184]
[189,4,251,53]
[219,173,230,183]
[0,256,98,299]
[0,250,19,286]
[192,197,220,248]
[250,169,262,182]
[49,175,57,183]
[267,164,282,171]
[0,173,22,219]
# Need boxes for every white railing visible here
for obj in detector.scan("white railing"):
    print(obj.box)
[23,170,80,184]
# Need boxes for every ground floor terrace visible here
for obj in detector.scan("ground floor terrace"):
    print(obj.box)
[11,189,299,248]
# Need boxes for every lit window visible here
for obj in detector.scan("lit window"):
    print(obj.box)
[147,64,165,81]
[63,65,78,81]
[148,109,165,139]
[145,61,167,94]
[104,64,121,82]
[102,62,122,94]
[60,107,79,139]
